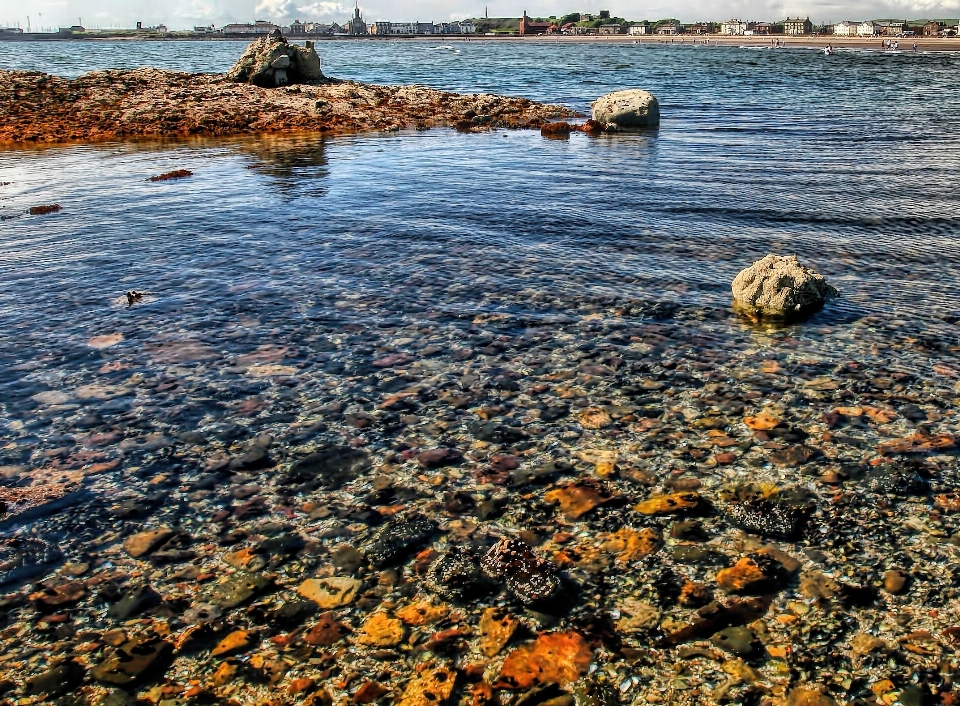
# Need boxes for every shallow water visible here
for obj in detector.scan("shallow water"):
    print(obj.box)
[0,39,959,706]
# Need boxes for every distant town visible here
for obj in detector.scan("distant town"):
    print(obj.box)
[1,7,959,39]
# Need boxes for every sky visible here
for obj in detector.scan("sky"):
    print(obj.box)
[3,0,958,31]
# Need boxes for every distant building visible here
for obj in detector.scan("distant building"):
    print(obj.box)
[599,10,610,19]
[221,21,278,34]
[857,21,877,36]
[193,25,216,33]
[345,5,367,34]
[369,21,391,34]
[628,22,650,35]
[656,22,680,34]
[287,20,305,34]
[417,21,434,34]
[832,20,858,36]
[686,22,715,34]
[874,20,904,35]
[721,19,748,35]
[598,24,621,34]
[520,11,555,34]
[0,26,23,34]
[783,17,812,35]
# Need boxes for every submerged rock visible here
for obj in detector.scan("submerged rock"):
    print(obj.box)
[426,546,496,602]
[481,537,563,605]
[0,537,62,587]
[226,29,323,87]
[591,89,660,129]
[727,498,809,540]
[364,513,438,568]
[731,254,839,321]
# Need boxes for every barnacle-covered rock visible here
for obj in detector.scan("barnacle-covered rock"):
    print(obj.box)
[481,538,563,605]
[727,498,809,540]
[364,513,438,568]
[426,546,496,602]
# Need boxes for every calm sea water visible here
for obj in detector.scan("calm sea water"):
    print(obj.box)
[0,40,958,398]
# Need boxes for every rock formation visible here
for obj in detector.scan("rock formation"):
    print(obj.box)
[226,29,323,88]
[591,89,660,129]
[731,254,839,321]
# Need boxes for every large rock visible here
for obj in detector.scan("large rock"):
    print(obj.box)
[591,89,660,129]
[226,29,323,88]
[732,254,839,321]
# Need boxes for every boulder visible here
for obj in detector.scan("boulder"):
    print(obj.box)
[226,29,323,88]
[732,254,839,321]
[591,89,660,129]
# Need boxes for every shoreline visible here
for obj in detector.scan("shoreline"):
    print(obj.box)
[2,34,960,51]
[0,68,576,145]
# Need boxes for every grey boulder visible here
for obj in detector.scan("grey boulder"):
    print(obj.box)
[591,89,660,129]
[226,29,324,88]
[732,254,839,321]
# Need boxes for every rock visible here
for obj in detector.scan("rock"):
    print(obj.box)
[108,584,161,620]
[727,498,809,540]
[634,491,702,515]
[303,612,351,645]
[297,577,361,608]
[123,528,175,558]
[426,546,496,601]
[24,660,85,696]
[395,666,457,706]
[284,446,370,490]
[481,537,563,605]
[883,569,909,594]
[206,573,273,610]
[494,631,593,690]
[91,635,174,686]
[226,30,324,88]
[731,254,839,321]
[30,580,86,611]
[364,513,437,568]
[716,554,786,594]
[357,612,405,647]
[590,89,660,129]
[711,626,755,655]
[0,537,63,586]
[211,629,257,657]
[479,606,520,657]
[416,447,463,469]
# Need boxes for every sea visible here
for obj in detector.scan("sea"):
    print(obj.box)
[1,37,960,704]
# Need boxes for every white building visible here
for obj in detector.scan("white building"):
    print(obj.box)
[628,22,650,35]
[221,21,278,33]
[857,21,877,36]
[721,19,748,35]
[832,21,858,36]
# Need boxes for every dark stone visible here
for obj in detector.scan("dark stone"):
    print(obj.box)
[284,446,371,489]
[866,466,930,496]
[108,584,162,621]
[481,537,562,606]
[91,636,174,686]
[364,513,438,568]
[0,538,63,587]
[206,573,273,610]
[229,446,273,472]
[24,660,85,696]
[426,546,497,602]
[467,421,528,445]
[727,499,809,540]
[416,447,463,469]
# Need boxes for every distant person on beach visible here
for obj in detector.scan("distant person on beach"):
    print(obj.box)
[913,42,918,51]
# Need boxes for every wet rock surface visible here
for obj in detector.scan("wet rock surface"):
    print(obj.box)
[732,253,840,321]
[226,30,323,88]
[0,63,577,144]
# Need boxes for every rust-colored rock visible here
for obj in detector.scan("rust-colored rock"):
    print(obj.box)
[634,492,701,515]
[479,606,519,657]
[494,631,593,690]
[0,69,577,145]
[395,666,457,706]
[545,478,616,519]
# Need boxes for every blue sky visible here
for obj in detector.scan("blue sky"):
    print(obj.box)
[3,0,958,31]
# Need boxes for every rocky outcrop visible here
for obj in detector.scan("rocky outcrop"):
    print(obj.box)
[591,89,660,129]
[0,69,576,144]
[226,29,324,87]
[732,254,839,321]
